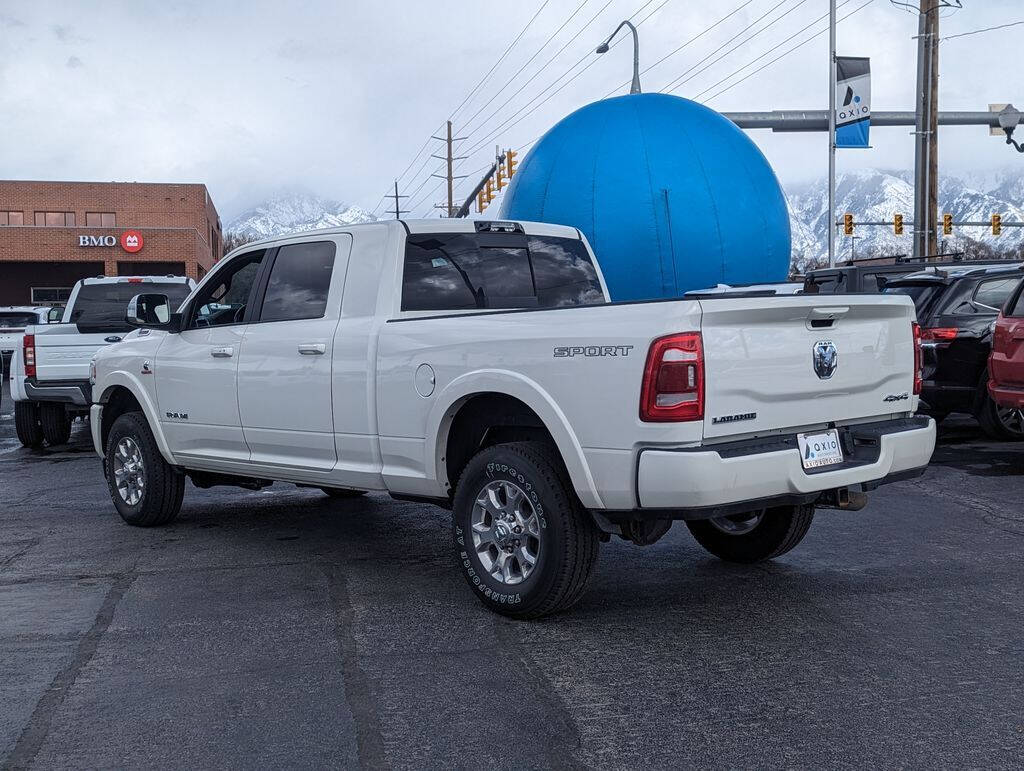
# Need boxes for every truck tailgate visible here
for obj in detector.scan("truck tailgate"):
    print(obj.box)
[32,325,118,381]
[698,295,917,440]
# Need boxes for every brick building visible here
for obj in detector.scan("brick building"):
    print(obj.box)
[0,180,222,305]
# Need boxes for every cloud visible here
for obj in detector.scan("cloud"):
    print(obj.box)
[0,14,26,28]
[66,55,84,69]
[51,24,87,43]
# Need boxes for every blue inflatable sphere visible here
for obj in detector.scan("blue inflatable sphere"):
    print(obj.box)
[499,93,791,301]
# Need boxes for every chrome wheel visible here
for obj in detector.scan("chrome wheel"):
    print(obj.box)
[470,480,542,585]
[113,437,146,506]
[996,405,1024,436]
[708,510,765,535]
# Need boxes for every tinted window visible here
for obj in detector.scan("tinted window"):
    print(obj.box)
[193,250,266,328]
[69,282,192,332]
[401,233,603,311]
[1006,279,1024,317]
[528,236,604,307]
[973,277,1020,312]
[259,241,336,322]
[0,312,37,329]
[884,284,942,315]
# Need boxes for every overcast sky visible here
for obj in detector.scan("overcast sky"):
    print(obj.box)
[1,0,1021,221]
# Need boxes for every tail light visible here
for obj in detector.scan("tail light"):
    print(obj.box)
[23,333,36,378]
[912,322,922,395]
[920,327,958,342]
[640,332,704,422]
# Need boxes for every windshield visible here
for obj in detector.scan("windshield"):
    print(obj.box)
[0,312,38,330]
[883,283,942,315]
[69,282,192,331]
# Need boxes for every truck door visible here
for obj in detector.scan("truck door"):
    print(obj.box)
[236,237,349,472]
[155,249,267,463]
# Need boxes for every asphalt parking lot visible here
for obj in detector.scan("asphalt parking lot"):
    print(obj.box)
[2,382,1023,769]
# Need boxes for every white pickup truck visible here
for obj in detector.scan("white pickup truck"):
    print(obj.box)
[11,275,194,447]
[89,219,935,618]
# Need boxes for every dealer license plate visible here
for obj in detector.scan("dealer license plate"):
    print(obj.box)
[797,429,844,470]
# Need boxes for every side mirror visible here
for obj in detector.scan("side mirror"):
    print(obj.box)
[126,293,181,332]
[47,307,64,323]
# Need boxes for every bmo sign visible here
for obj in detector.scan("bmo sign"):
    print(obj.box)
[77,230,144,253]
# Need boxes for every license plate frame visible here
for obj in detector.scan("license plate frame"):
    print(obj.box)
[797,429,844,470]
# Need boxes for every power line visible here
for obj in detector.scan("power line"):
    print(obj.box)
[601,0,757,98]
[456,0,594,135]
[449,0,553,122]
[691,0,854,102]
[458,0,672,160]
[701,0,875,103]
[944,19,1024,41]
[661,0,809,95]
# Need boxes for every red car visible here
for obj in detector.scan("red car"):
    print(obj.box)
[989,278,1024,417]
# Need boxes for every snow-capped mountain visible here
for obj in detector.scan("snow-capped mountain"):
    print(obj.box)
[786,169,1024,271]
[226,191,375,240]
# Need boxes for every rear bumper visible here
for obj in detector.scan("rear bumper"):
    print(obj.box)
[633,416,935,514]
[21,378,92,407]
[989,381,1024,409]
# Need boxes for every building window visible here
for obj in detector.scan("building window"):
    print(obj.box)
[31,287,73,304]
[0,211,25,226]
[34,211,75,226]
[85,212,116,227]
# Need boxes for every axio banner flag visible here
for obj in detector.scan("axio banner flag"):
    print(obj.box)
[835,56,871,148]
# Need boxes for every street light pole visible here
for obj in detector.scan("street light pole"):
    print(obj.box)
[827,0,837,267]
[596,20,641,94]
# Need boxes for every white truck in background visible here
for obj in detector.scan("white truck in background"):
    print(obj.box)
[88,219,936,618]
[11,275,194,447]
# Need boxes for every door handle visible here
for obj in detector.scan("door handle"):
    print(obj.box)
[210,346,233,358]
[298,343,326,355]
[1013,332,1024,341]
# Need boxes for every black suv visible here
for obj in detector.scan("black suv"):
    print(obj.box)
[884,263,1024,439]
[804,262,926,294]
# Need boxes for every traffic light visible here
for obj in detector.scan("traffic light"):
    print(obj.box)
[843,213,854,235]
[506,149,518,178]
[495,160,506,192]
[894,213,904,236]
[992,213,1002,236]
[477,190,488,213]
[484,178,495,203]
[942,213,952,235]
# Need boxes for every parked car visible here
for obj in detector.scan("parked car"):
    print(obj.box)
[804,262,927,294]
[89,219,934,618]
[884,263,1024,438]
[0,306,52,372]
[988,277,1024,427]
[10,275,195,447]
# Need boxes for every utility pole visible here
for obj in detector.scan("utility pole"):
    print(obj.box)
[827,0,837,267]
[387,179,409,220]
[913,1,941,260]
[431,120,467,217]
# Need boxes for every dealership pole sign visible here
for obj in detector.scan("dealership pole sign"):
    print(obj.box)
[77,230,144,253]
[835,56,870,148]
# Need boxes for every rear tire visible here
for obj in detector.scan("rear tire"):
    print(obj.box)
[977,387,1024,441]
[105,411,184,527]
[320,487,367,499]
[686,504,815,563]
[14,402,44,449]
[40,403,72,446]
[452,441,600,619]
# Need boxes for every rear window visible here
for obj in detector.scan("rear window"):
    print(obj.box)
[69,281,192,331]
[401,233,604,312]
[0,312,37,330]
[883,283,943,315]
[1006,279,1024,317]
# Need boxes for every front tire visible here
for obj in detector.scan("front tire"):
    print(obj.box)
[686,504,815,563]
[14,402,44,448]
[452,441,600,619]
[105,412,184,527]
[40,403,72,446]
